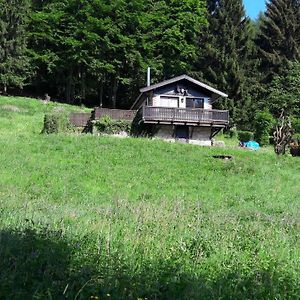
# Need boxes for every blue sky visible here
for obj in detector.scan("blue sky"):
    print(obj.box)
[243,0,266,19]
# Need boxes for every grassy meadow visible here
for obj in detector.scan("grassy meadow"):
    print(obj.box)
[0,96,300,299]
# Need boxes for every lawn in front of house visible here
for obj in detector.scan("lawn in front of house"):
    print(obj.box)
[0,96,299,299]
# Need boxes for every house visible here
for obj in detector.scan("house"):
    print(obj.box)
[131,74,229,146]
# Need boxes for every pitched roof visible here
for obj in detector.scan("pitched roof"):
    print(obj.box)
[140,74,228,98]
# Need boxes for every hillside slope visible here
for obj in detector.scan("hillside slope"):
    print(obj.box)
[0,96,300,299]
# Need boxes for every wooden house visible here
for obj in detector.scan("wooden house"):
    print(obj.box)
[131,74,229,145]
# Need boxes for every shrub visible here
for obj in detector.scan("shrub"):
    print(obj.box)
[254,111,275,146]
[42,112,72,134]
[227,126,237,138]
[292,133,300,141]
[93,115,131,134]
[237,130,254,142]
[291,117,300,134]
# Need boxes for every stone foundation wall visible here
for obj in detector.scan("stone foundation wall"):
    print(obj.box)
[189,127,212,146]
[152,125,212,146]
[189,139,212,146]
[154,125,175,142]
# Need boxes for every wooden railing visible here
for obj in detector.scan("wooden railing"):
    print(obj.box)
[69,112,92,127]
[142,106,229,125]
[69,108,137,127]
[93,108,137,121]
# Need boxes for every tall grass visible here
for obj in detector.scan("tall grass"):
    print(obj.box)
[0,96,300,299]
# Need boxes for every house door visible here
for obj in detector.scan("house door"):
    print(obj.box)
[175,126,189,140]
[179,97,186,108]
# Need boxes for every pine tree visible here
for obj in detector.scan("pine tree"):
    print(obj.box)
[257,0,300,81]
[0,0,31,93]
[198,0,252,126]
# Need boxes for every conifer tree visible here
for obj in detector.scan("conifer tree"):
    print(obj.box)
[198,0,252,126]
[257,0,300,81]
[0,0,31,93]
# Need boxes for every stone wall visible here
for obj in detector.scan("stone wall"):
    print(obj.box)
[152,125,212,146]
[154,125,175,142]
[189,127,212,146]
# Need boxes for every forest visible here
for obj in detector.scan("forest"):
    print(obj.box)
[0,0,300,131]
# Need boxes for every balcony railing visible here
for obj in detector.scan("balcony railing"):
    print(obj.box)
[142,106,229,125]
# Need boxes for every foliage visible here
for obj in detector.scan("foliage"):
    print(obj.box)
[227,126,238,138]
[237,130,254,142]
[0,0,31,92]
[292,133,300,141]
[42,111,73,134]
[266,62,300,116]
[26,0,207,106]
[256,0,300,81]
[198,0,253,126]
[291,116,300,134]
[93,115,131,135]
[254,111,275,146]
[1,96,300,299]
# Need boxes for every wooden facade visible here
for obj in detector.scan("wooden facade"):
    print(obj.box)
[69,75,229,146]
[131,74,229,145]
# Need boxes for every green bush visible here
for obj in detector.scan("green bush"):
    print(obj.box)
[228,126,238,138]
[237,130,254,142]
[292,133,300,142]
[254,111,275,146]
[93,115,132,134]
[41,112,72,134]
[291,117,300,134]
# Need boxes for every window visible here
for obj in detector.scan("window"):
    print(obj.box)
[159,96,179,108]
[186,98,204,108]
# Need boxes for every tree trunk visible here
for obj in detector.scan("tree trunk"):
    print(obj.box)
[98,80,103,107]
[111,76,118,109]
[80,70,86,105]
[66,69,73,103]
[273,111,292,155]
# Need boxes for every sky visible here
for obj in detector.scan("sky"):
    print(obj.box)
[243,0,266,19]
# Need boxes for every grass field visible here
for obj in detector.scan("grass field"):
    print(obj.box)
[0,96,300,299]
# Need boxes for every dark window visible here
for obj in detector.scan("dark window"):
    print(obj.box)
[194,98,204,108]
[186,98,204,108]
[175,126,189,139]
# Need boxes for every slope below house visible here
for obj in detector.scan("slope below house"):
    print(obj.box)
[131,74,229,146]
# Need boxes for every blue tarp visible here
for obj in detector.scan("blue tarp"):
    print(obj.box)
[241,141,260,150]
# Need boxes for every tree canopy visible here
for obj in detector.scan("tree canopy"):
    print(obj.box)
[0,0,31,92]
[25,0,207,107]
[257,0,300,80]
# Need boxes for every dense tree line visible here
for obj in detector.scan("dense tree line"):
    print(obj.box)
[13,0,207,107]
[0,0,300,131]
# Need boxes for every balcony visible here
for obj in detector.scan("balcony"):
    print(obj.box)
[142,106,229,127]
